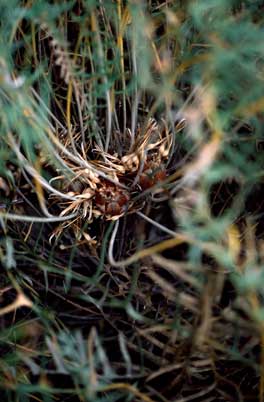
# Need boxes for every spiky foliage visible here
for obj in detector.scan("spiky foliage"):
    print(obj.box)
[1,1,264,401]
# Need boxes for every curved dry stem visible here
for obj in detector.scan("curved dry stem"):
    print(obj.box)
[136,211,177,237]
[100,382,155,402]
[108,219,188,267]
[8,134,78,202]
[0,211,78,223]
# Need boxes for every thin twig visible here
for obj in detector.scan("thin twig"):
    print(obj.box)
[0,211,78,223]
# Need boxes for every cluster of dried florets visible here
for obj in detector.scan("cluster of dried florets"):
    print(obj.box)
[51,118,172,241]
[94,182,130,220]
